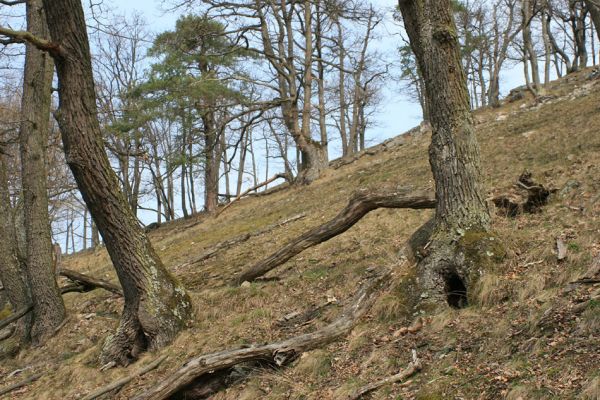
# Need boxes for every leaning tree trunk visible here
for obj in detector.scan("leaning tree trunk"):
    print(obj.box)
[41,0,193,366]
[19,0,66,346]
[398,0,499,309]
[0,153,31,345]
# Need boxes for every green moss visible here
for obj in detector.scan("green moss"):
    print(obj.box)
[458,230,506,273]
[0,303,12,320]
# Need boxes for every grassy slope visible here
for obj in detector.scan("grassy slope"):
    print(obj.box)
[1,69,599,400]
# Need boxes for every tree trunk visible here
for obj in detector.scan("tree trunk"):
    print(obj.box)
[203,112,219,213]
[295,1,329,185]
[587,0,600,44]
[19,0,66,346]
[0,153,31,344]
[398,0,495,308]
[42,0,193,365]
[91,220,100,248]
[336,20,349,157]
[522,0,541,92]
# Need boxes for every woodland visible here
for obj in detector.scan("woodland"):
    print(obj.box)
[0,0,599,399]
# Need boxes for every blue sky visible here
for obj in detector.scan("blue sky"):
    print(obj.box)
[108,0,526,144]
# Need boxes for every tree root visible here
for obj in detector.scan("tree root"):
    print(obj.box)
[235,187,435,284]
[0,304,32,331]
[345,350,422,400]
[133,268,392,400]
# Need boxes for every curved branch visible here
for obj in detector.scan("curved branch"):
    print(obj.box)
[235,187,435,283]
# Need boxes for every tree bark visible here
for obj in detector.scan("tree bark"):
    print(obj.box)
[41,0,193,365]
[398,0,493,307]
[0,154,31,343]
[19,0,66,345]
[235,188,435,284]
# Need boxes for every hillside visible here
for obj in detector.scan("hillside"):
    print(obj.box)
[1,68,599,400]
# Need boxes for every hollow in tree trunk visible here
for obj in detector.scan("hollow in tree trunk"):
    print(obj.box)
[41,0,193,365]
[398,0,502,309]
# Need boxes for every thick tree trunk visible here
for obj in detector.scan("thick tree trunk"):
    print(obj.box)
[19,0,66,345]
[42,0,193,365]
[0,154,31,343]
[398,0,494,308]
[296,140,328,185]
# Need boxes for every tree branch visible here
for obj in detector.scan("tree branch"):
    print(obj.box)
[0,25,63,57]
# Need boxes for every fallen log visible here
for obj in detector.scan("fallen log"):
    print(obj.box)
[345,350,422,400]
[134,268,391,400]
[80,355,167,400]
[59,269,123,296]
[216,173,289,217]
[235,188,435,284]
[0,304,33,331]
[186,213,306,266]
[0,372,42,397]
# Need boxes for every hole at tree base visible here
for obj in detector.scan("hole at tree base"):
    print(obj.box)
[444,272,468,309]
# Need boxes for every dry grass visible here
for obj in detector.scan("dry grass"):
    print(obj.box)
[1,68,600,399]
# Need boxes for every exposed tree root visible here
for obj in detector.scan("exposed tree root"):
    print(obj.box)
[216,173,289,217]
[80,355,167,400]
[59,269,123,296]
[0,372,42,397]
[0,304,32,331]
[183,213,307,267]
[133,268,391,400]
[235,187,435,284]
[345,350,422,400]
[0,325,14,341]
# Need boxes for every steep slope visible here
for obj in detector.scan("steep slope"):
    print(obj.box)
[1,68,599,400]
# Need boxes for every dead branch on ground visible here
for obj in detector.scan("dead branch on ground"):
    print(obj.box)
[0,373,42,397]
[80,356,167,400]
[59,269,123,296]
[133,268,391,400]
[235,187,435,284]
[345,350,422,400]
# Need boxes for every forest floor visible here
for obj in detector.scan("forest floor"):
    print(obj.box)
[1,68,600,400]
